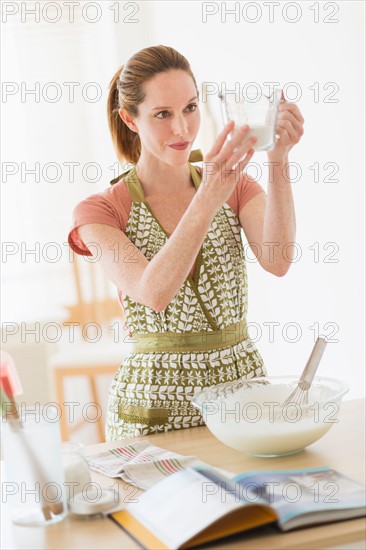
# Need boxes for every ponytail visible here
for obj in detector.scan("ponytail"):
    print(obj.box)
[107,65,141,165]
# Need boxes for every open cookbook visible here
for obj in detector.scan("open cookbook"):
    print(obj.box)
[109,465,366,550]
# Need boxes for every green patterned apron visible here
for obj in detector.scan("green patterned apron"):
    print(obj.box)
[105,150,266,441]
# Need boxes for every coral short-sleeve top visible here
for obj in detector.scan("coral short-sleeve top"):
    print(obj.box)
[68,167,265,262]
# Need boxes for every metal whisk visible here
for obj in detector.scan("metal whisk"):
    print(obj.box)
[281,337,328,409]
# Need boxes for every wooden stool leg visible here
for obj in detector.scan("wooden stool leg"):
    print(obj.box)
[55,370,69,441]
[88,374,104,442]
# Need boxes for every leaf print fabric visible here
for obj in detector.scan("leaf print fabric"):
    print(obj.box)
[105,163,266,441]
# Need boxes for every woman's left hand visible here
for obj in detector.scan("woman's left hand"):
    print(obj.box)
[267,91,305,162]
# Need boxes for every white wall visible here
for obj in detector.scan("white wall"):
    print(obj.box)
[141,1,365,399]
[2,2,155,324]
[2,1,365,400]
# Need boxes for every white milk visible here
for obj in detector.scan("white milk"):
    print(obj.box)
[204,384,338,456]
[64,459,91,494]
[235,124,274,151]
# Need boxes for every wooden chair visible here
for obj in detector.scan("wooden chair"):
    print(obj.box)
[49,249,133,442]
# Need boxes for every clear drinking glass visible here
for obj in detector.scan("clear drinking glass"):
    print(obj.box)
[219,87,282,151]
[2,407,68,526]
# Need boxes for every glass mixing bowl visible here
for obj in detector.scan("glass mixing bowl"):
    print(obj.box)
[191,376,349,457]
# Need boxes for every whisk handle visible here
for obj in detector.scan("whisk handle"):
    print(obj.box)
[300,337,328,387]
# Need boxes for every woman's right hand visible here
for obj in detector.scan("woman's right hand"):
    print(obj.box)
[198,121,257,210]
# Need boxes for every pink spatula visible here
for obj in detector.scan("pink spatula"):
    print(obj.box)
[1,351,23,420]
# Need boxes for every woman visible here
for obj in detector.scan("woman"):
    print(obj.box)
[68,45,304,441]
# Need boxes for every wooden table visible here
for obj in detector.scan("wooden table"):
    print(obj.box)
[2,398,365,550]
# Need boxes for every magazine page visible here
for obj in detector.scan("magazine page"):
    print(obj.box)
[191,464,272,506]
[111,466,275,550]
[232,467,366,529]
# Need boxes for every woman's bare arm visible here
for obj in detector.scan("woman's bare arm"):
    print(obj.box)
[77,189,220,313]
[239,158,296,277]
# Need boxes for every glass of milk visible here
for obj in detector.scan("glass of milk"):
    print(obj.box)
[219,87,282,151]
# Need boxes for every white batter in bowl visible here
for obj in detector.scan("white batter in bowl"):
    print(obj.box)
[191,376,349,457]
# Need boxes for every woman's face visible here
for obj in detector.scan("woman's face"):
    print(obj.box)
[123,69,201,166]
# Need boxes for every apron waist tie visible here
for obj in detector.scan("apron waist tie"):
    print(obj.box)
[128,319,248,353]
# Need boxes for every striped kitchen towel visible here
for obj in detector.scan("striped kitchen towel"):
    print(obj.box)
[85,440,234,491]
